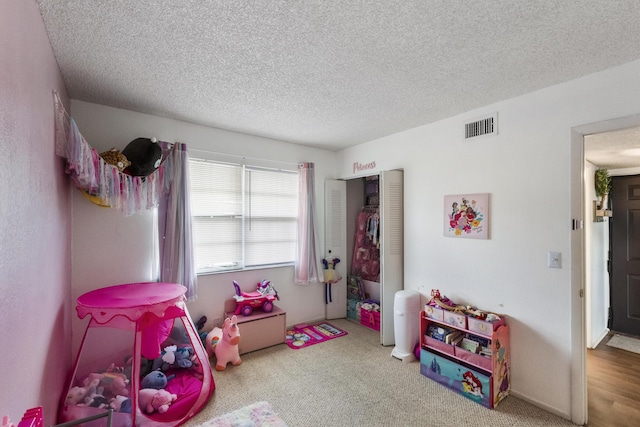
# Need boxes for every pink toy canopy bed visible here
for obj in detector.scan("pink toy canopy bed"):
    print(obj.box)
[59,282,214,427]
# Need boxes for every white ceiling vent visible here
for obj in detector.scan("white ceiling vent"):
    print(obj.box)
[464,113,498,140]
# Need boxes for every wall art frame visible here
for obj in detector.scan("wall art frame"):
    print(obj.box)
[444,193,489,239]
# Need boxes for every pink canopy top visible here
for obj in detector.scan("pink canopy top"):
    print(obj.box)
[76,282,187,324]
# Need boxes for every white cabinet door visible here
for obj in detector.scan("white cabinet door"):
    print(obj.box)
[380,170,404,346]
[325,179,347,319]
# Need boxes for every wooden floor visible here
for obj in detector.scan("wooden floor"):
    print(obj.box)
[587,333,640,427]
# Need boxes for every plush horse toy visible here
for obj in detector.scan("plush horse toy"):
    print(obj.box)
[205,315,242,371]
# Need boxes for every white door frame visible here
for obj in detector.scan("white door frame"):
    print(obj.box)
[571,113,640,425]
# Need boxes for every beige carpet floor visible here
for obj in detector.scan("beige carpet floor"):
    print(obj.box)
[184,318,575,427]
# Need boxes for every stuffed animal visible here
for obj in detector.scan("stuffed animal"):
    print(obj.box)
[174,347,195,368]
[80,371,129,399]
[99,148,131,172]
[121,137,163,176]
[81,373,104,390]
[138,388,177,414]
[141,370,173,389]
[151,345,196,371]
[101,372,129,397]
[65,386,88,405]
[205,315,242,371]
[83,386,108,408]
[65,374,102,406]
[120,398,133,414]
[68,375,101,404]
[194,315,208,344]
[322,255,341,282]
[140,357,153,378]
[109,395,130,412]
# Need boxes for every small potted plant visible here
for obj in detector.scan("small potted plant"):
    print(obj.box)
[594,169,612,220]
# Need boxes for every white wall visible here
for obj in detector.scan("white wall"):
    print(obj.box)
[69,101,338,354]
[585,161,609,349]
[337,59,640,420]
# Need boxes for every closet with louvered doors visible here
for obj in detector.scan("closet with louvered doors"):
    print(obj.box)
[325,170,404,346]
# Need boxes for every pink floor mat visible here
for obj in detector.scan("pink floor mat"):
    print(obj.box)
[285,322,347,349]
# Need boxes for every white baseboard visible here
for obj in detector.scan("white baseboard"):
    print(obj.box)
[590,328,610,349]
[510,390,572,421]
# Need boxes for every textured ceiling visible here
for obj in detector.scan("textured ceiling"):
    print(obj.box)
[36,1,640,152]
[585,126,640,170]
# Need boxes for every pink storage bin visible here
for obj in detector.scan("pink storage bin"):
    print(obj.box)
[424,335,455,356]
[467,316,506,335]
[424,305,444,322]
[454,346,491,371]
[361,308,380,331]
[442,311,467,329]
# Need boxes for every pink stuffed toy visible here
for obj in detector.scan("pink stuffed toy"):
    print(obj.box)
[82,373,104,390]
[205,315,241,371]
[101,372,129,397]
[138,388,177,414]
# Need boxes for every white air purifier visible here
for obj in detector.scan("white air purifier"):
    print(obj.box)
[391,289,421,362]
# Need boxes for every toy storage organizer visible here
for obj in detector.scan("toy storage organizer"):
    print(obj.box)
[419,307,510,408]
[60,282,214,427]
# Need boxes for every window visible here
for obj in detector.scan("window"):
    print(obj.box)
[189,158,298,274]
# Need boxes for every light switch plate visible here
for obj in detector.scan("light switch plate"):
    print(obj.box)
[548,251,562,268]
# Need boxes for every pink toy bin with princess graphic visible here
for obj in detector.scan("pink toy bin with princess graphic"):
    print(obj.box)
[59,282,214,427]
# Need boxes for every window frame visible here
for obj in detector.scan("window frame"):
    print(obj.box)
[189,156,298,275]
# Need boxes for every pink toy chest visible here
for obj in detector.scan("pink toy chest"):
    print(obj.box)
[59,282,214,427]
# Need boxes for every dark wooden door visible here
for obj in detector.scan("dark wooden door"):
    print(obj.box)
[610,175,640,337]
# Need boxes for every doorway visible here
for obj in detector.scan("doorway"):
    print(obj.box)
[585,126,640,341]
[580,119,640,425]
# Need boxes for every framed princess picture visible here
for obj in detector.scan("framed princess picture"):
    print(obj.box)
[444,193,489,239]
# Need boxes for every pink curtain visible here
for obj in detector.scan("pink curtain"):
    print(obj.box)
[295,162,322,284]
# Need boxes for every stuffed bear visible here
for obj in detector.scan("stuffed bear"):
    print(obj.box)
[99,148,131,172]
[138,388,177,414]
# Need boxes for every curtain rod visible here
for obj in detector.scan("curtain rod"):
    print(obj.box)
[187,148,301,167]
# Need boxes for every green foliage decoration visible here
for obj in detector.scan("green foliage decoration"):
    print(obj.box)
[594,169,611,208]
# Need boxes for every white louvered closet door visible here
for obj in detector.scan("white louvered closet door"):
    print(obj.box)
[324,179,347,319]
[380,170,404,346]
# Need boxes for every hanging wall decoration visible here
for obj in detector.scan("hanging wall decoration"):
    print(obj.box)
[53,92,175,216]
[444,193,489,239]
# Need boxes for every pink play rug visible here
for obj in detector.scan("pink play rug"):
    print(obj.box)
[285,322,348,349]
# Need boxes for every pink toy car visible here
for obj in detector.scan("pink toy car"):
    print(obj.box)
[233,280,279,316]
